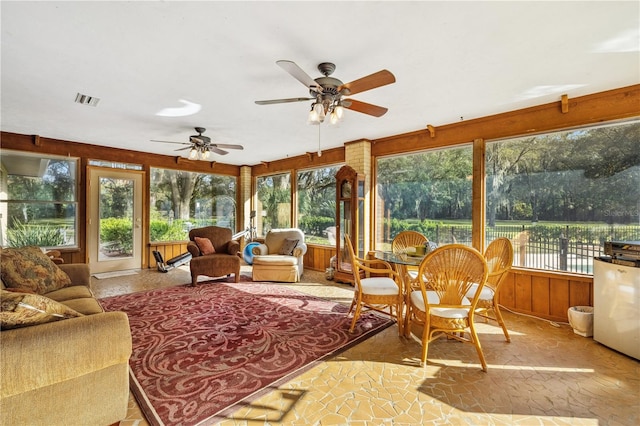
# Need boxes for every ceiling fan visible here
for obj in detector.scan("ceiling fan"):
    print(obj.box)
[255,60,395,124]
[151,127,243,160]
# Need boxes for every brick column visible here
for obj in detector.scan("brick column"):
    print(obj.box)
[344,139,371,253]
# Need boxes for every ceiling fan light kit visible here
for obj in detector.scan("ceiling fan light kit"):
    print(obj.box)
[308,96,346,126]
[189,146,212,160]
[256,60,395,126]
[151,127,244,161]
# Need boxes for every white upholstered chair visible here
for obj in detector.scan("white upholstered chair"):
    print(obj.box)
[251,228,307,282]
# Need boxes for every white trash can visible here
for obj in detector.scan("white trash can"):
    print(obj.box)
[568,306,594,337]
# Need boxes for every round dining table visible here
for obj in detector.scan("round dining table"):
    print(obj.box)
[373,250,426,336]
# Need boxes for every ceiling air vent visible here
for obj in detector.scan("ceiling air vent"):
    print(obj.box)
[75,92,100,107]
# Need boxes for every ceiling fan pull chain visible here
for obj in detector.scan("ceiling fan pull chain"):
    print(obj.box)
[317,124,322,157]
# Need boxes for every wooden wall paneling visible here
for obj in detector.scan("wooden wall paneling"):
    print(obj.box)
[322,246,336,271]
[304,245,336,272]
[514,273,533,312]
[165,244,178,260]
[55,248,84,264]
[569,279,592,308]
[304,247,316,272]
[501,269,593,322]
[309,246,320,271]
[147,242,189,269]
[549,278,570,319]
[147,245,157,269]
[497,271,516,307]
[148,244,165,269]
[531,276,551,316]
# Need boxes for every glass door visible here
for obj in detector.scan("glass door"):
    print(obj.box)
[338,198,352,274]
[88,167,143,273]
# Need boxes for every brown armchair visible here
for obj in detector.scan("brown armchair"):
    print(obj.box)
[186,226,241,286]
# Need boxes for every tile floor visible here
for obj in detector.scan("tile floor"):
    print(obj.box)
[92,265,640,426]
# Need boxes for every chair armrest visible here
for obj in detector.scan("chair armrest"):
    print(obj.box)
[357,258,400,280]
[292,242,308,257]
[58,263,90,286]
[227,240,240,255]
[187,241,200,257]
[252,243,269,256]
[0,312,132,398]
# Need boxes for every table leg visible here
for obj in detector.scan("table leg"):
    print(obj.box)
[393,263,412,337]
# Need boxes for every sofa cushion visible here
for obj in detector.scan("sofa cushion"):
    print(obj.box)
[279,238,299,256]
[252,255,299,266]
[195,237,216,255]
[0,290,83,330]
[63,298,105,315]
[46,285,95,302]
[0,246,72,294]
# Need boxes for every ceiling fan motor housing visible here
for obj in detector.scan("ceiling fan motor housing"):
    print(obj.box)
[310,76,343,97]
[191,127,210,144]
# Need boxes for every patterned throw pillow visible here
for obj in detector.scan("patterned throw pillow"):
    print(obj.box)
[0,246,72,294]
[279,238,299,256]
[194,237,216,255]
[0,290,83,330]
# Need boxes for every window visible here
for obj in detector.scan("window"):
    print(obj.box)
[150,168,237,241]
[256,173,291,236]
[375,145,473,250]
[485,120,640,274]
[297,165,340,245]
[0,151,78,248]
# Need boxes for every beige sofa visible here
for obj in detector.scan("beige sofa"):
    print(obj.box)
[251,228,307,282]
[1,262,132,426]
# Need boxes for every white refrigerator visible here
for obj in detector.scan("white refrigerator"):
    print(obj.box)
[593,257,640,360]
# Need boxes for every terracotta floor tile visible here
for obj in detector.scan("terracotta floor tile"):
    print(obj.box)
[100,266,640,426]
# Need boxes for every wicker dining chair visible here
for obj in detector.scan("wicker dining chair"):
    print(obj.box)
[466,237,514,342]
[391,230,429,289]
[408,244,489,371]
[345,235,404,335]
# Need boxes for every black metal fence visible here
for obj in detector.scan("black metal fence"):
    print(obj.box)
[425,224,640,275]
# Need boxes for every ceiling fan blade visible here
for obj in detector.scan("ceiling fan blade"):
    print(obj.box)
[343,99,389,117]
[276,60,322,92]
[255,97,314,105]
[338,70,396,96]
[213,143,244,150]
[151,139,190,145]
[174,146,192,151]
[209,146,229,155]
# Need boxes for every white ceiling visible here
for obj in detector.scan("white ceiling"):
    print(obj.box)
[2,1,639,167]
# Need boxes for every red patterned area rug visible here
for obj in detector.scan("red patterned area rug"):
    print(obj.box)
[99,279,392,426]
